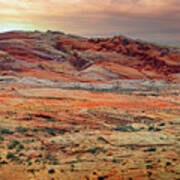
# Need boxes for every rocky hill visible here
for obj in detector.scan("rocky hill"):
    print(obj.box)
[0,30,180,85]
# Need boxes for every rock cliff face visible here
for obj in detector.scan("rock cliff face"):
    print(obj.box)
[0,31,180,84]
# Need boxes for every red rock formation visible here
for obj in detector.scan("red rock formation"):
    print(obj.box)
[0,31,180,82]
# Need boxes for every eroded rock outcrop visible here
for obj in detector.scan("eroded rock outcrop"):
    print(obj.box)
[0,31,180,83]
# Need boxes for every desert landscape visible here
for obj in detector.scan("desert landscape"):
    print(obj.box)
[0,30,180,180]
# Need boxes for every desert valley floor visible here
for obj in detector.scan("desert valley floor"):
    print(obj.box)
[0,83,180,180]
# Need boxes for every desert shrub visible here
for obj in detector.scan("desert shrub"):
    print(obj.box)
[154,128,162,131]
[19,153,25,157]
[46,119,56,123]
[16,127,28,133]
[150,93,159,97]
[46,96,64,100]
[70,164,75,172]
[40,146,45,151]
[45,152,59,165]
[136,93,148,96]
[44,128,56,136]
[6,152,19,161]
[114,126,129,132]
[159,122,165,126]
[48,169,55,174]
[35,159,40,163]
[72,122,78,126]
[28,162,32,166]
[26,157,32,162]
[88,148,97,154]
[18,144,24,150]
[74,129,79,133]
[0,136,4,141]
[29,168,35,174]
[148,125,154,131]
[97,136,104,141]
[7,140,20,149]
[0,160,8,165]
[112,159,117,163]
[144,147,156,152]
[37,153,43,158]
[42,127,66,136]
[146,165,153,169]
[148,125,162,131]
[1,129,14,135]
[6,152,15,159]
[52,159,59,165]
[61,148,67,153]
[114,125,138,132]
[166,161,171,166]
[24,139,35,143]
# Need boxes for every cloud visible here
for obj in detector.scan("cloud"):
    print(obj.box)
[0,0,179,44]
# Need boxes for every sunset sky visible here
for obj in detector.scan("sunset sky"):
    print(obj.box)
[0,0,179,44]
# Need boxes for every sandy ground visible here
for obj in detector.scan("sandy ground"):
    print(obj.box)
[0,84,180,180]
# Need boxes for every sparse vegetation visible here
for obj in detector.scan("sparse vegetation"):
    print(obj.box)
[144,147,157,152]
[1,128,14,135]
[159,122,165,126]
[88,148,97,154]
[45,152,59,165]
[113,125,138,132]
[48,168,55,174]
[6,152,15,159]
[148,125,155,131]
[7,140,20,149]
[0,136,4,141]
[146,165,153,169]
[6,152,19,161]
[166,161,171,166]
[16,127,28,133]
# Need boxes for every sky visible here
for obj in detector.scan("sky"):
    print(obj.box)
[0,0,180,44]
